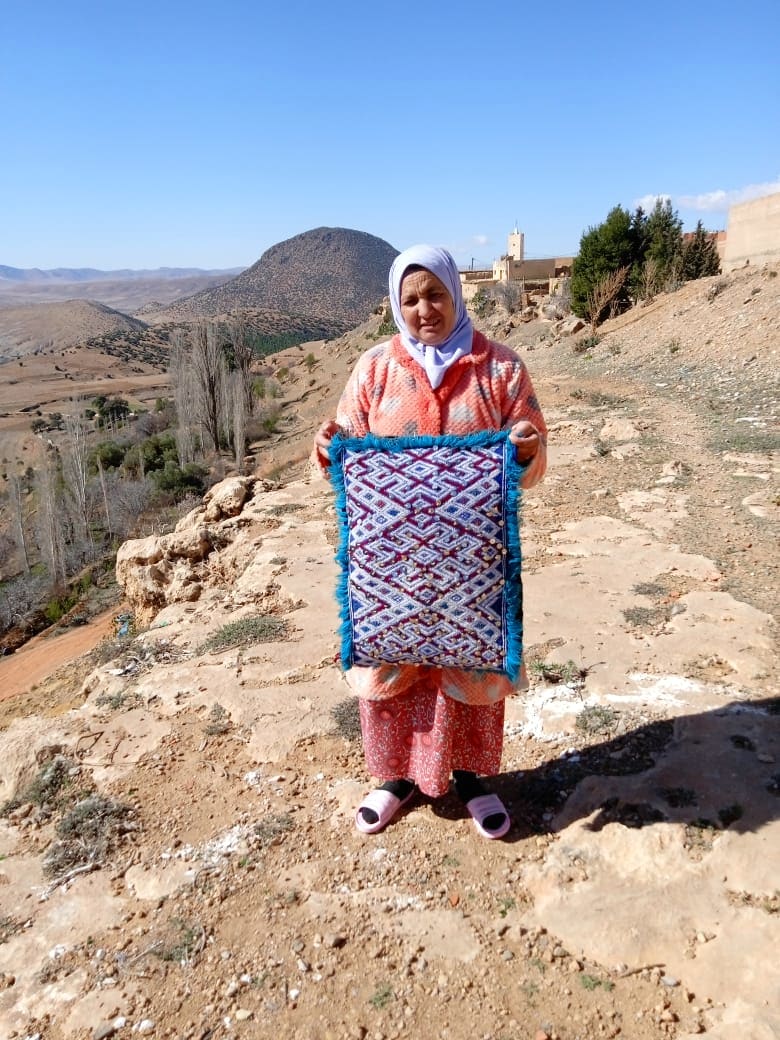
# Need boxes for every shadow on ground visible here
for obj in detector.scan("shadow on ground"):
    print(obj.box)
[486,696,780,840]
[330,695,780,840]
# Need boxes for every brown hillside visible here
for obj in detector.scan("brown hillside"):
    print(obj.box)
[0,300,148,359]
[149,227,399,326]
[0,263,778,1040]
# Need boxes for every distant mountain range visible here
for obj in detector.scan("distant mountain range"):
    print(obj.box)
[0,227,400,354]
[0,265,244,284]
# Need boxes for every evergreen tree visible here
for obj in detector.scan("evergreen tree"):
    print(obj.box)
[629,206,650,298]
[571,205,636,319]
[681,221,721,280]
[644,198,684,290]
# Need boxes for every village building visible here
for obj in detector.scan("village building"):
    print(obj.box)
[459,227,574,305]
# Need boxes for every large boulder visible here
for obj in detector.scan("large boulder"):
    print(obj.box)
[115,476,257,626]
[560,314,586,335]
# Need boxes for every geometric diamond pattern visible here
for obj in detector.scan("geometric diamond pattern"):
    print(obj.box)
[332,432,523,678]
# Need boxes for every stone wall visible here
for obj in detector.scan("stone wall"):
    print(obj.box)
[461,279,496,303]
[723,192,780,270]
[460,269,494,283]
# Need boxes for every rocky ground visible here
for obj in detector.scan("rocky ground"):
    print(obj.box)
[0,263,777,1040]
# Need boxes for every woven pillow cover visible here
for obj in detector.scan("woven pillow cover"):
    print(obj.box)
[330,431,523,680]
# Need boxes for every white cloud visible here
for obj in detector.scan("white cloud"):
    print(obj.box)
[676,177,780,211]
[472,234,489,246]
[634,193,671,211]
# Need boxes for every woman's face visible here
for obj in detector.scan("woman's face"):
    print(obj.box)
[399,268,456,345]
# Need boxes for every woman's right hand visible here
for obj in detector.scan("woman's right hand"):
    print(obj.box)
[314,420,344,465]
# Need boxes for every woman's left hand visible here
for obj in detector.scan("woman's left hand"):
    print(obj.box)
[508,421,540,463]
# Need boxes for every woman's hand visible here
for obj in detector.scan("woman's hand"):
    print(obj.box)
[314,420,344,465]
[508,421,540,464]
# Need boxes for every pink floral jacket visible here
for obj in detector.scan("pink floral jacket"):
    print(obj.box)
[316,331,547,704]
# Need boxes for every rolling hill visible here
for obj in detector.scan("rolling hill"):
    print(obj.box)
[0,300,149,359]
[147,226,399,327]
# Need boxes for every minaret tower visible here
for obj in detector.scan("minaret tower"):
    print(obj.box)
[508,224,524,262]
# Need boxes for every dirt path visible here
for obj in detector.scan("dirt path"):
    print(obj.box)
[0,607,117,702]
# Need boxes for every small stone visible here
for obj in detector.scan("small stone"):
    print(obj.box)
[92,1024,116,1040]
[134,1021,155,1035]
[234,1009,253,1022]
[501,949,514,962]
[324,933,346,949]
[661,975,679,987]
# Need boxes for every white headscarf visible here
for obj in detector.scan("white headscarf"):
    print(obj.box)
[389,244,474,389]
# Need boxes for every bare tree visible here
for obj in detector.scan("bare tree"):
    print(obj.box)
[62,408,93,551]
[228,317,256,419]
[191,320,227,453]
[35,457,67,586]
[0,570,49,634]
[0,531,16,577]
[95,455,113,540]
[586,266,630,334]
[105,473,154,540]
[169,331,199,465]
[8,473,31,573]
[637,257,660,302]
[231,371,247,474]
[492,281,523,314]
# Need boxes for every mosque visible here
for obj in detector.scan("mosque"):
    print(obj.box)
[459,227,573,303]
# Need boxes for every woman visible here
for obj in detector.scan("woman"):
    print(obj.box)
[314,244,547,838]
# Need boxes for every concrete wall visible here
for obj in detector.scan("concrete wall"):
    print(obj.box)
[723,193,780,270]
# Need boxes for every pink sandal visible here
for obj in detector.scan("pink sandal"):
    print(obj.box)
[465,793,511,839]
[355,787,415,834]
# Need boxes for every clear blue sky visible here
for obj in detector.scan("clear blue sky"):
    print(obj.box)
[2,0,778,271]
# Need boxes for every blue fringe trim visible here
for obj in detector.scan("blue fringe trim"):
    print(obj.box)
[329,430,525,682]
[328,437,355,674]
[502,435,524,683]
